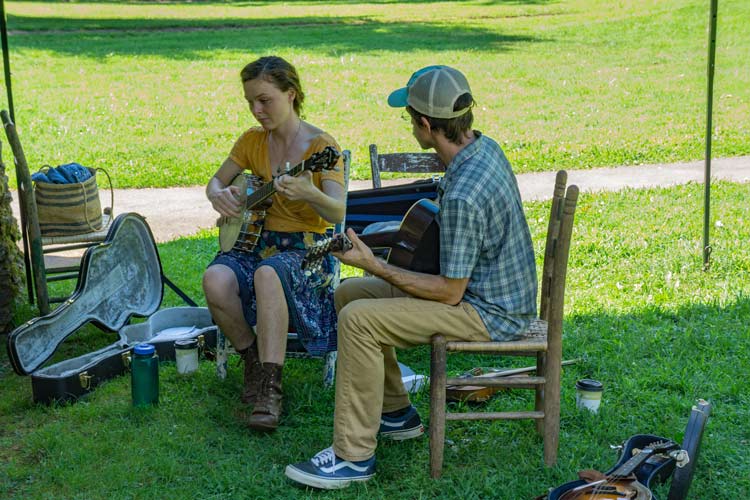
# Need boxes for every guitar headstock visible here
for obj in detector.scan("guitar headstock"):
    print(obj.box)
[303,146,341,173]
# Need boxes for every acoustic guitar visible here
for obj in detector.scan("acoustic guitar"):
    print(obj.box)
[218,146,341,253]
[302,198,441,275]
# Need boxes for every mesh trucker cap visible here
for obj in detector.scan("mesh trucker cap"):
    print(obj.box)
[387,65,472,119]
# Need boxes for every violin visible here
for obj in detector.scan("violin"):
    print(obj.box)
[557,441,679,500]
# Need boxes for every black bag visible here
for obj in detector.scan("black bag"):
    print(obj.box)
[345,178,440,234]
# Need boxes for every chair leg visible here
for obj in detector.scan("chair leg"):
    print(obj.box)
[29,233,50,315]
[543,352,561,466]
[216,328,228,379]
[429,334,447,479]
[535,351,546,435]
[323,350,337,388]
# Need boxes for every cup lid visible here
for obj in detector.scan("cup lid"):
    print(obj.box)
[174,339,199,350]
[134,343,156,356]
[576,379,603,391]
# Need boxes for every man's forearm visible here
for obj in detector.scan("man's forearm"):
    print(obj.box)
[368,260,464,305]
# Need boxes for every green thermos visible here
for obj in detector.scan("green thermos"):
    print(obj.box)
[131,343,159,406]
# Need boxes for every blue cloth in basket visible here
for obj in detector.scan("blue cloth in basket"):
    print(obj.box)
[32,163,92,184]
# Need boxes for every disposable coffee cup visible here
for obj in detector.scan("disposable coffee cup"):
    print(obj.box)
[175,339,200,375]
[575,379,603,413]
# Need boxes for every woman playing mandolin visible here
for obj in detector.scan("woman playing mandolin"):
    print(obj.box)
[202,56,345,432]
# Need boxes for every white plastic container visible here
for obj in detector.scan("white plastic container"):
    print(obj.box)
[575,379,603,413]
[174,339,199,375]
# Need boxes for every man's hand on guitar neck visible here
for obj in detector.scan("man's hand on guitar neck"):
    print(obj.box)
[331,228,380,274]
[333,229,469,306]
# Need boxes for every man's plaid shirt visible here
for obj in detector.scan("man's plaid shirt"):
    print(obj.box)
[437,132,537,340]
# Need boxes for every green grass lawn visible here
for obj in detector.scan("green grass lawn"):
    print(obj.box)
[2,181,749,498]
[2,0,749,188]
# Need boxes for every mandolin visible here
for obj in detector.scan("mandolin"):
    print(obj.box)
[556,440,680,500]
[302,232,353,275]
[218,146,341,253]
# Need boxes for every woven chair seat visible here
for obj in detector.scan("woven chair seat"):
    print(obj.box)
[41,212,112,246]
[446,319,548,353]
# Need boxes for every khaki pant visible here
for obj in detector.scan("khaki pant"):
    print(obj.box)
[332,277,491,461]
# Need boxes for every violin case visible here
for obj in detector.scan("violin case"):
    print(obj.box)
[546,400,712,500]
[6,213,217,404]
[345,178,439,234]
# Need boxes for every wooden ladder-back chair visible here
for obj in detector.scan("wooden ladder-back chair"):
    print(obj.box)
[216,150,351,387]
[2,110,113,315]
[429,170,578,477]
[369,143,443,188]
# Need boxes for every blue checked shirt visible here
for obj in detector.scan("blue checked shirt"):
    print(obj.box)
[437,132,537,340]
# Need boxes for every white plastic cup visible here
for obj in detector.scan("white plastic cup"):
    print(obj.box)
[175,339,200,375]
[575,379,603,413]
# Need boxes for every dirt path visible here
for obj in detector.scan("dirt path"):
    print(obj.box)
[10,156,750,244]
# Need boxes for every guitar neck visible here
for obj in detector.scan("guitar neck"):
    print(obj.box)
[246,160,309,209]
[358,230,397,249]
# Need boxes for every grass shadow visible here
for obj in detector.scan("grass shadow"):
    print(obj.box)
[1,291,747,498]
[6,16,548,59]
[13,0,559,5]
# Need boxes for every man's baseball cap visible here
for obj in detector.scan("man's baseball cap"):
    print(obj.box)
[387,65,472,119]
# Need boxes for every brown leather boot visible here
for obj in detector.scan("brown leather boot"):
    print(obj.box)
[247,363,283,432]
[238,342,262,405]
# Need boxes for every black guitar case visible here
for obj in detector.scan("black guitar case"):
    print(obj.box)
[6,213,217,404]
[668,399,712,500]
[546,400,712,500]
[345,178,439,234]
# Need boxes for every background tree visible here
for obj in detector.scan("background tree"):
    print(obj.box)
[0,142,23,333]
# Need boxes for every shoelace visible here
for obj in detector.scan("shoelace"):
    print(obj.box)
[311,447,336,467]
[258,370,270,396]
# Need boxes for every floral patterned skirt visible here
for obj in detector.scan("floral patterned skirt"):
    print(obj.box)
[208,230,338,356]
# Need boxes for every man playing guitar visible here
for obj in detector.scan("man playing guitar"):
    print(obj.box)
[286,65,538,489]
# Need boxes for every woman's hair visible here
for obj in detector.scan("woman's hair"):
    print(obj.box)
[406,93,475,144]
[241,56,305,116]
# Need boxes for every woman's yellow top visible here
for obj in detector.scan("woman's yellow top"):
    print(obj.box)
[229,127,345,234]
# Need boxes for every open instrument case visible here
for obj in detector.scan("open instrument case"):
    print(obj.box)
[546,400,711,500]
[345,178,439,234]
[6,213,217,404]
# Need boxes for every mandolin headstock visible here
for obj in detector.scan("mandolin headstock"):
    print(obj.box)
[302,233,353,275]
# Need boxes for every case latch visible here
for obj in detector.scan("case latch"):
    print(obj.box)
[122,352,131,369]
[79,371,93,390]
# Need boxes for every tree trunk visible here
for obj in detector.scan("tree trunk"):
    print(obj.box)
[0,142,24,333]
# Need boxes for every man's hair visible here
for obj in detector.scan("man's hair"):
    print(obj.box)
[406,93,475,144]
[241,56,305,116]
